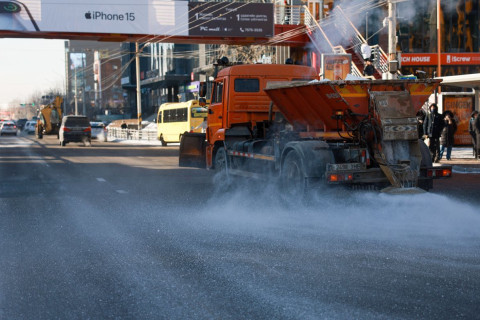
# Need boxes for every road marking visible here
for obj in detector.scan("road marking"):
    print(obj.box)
[96,178,106,182]
[116,190,128,194]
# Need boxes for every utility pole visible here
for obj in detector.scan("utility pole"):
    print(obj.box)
[82,52,86,116]
[74,69,78,116]
[436,0,442,78]
[136,42,142,131]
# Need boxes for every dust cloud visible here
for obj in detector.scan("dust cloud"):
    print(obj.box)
[193,178,480,250]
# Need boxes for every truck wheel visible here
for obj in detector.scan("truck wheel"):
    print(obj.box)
[213,147,231,189]
[281,151,307,199]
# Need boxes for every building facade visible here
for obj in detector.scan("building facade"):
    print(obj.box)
[65,40,123,120]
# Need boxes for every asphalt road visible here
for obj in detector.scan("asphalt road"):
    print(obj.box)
[1,135,479,319]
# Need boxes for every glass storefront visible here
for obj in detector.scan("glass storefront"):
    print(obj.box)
[398,0,480,53]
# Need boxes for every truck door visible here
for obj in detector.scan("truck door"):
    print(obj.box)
[208,79,225,143]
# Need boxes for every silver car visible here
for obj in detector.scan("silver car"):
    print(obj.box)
[23,121,36,135]
[0,121,17,136]
[90,122,107,142]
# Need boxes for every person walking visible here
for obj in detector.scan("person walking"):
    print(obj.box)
[469,111,478,158]
[474,110,480,160]
[439,112,457,161]
[423,103,444,163]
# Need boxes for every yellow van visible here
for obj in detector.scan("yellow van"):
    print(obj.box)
[157,100,208,146]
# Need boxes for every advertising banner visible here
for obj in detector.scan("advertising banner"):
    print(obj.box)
[188,2,274,38]
[0,0,273,38]
[443,95,475,145]
[321,54,351,80]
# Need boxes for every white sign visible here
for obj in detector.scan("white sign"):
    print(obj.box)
[0,0,189,35]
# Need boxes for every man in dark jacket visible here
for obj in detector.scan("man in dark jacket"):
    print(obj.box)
[423,103,444,163]
[474,111,480,160]
[363,59,375,79]
[469,111,478,158]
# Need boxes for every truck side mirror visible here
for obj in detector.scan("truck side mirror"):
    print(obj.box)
[199,82,207,98]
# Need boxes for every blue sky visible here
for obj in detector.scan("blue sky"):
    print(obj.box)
[0,38,66,108]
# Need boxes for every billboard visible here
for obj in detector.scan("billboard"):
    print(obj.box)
[321,54,351,80]
[0,0,273,38]
[188,2,274,38]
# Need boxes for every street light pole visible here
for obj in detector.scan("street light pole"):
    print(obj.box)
[74,68,78,116]
[437,0,442,78]
[387,0,397,79]
[136,42,142,131]
[82,52,86,115]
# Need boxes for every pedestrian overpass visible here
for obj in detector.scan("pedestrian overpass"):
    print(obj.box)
[0,0,388,77]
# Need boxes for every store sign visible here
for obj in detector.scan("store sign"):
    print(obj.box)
[402,53,480,66]
[0,0,273,38]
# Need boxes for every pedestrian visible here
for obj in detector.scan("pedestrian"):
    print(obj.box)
[439,112,457,161]
[121,121,127,130]
[416,108,426,139]
[473,110,480,159]
[361,43,372,61]
[469,111,478,158]
[423,103,444,163]
[363,59,375,79]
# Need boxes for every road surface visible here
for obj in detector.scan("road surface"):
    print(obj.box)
[1,135,479,319]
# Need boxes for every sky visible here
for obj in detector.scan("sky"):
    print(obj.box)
[0,38,66,108]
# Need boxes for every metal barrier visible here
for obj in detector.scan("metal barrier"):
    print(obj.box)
[107,127,158,141]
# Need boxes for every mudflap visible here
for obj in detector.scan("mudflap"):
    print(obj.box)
[179,132,207,168]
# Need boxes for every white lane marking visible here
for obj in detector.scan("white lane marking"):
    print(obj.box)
[116,190,128,194]
[96,178,106,182]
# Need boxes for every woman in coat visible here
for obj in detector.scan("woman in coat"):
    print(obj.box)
[439,112,457,161]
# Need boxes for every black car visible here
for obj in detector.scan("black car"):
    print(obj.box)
[59,116,91,146]
[16,118,28,130]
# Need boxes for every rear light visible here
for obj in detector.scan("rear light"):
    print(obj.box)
[427,168,452,178]
[63,127,71,132]
[328,173,353,182]
[13,125,17,129]
[84,127,91,132]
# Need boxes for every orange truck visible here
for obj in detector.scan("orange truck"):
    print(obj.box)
[179,63,452,193]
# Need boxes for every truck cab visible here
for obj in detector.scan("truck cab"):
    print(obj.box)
[205,64,319,167]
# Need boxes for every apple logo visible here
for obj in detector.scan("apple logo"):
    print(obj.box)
[85,11,92,19]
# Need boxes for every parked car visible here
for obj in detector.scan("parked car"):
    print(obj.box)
[59,116,91,146]
[24,121,36,135]
[0,121,17,136]
[90,122,107,142]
